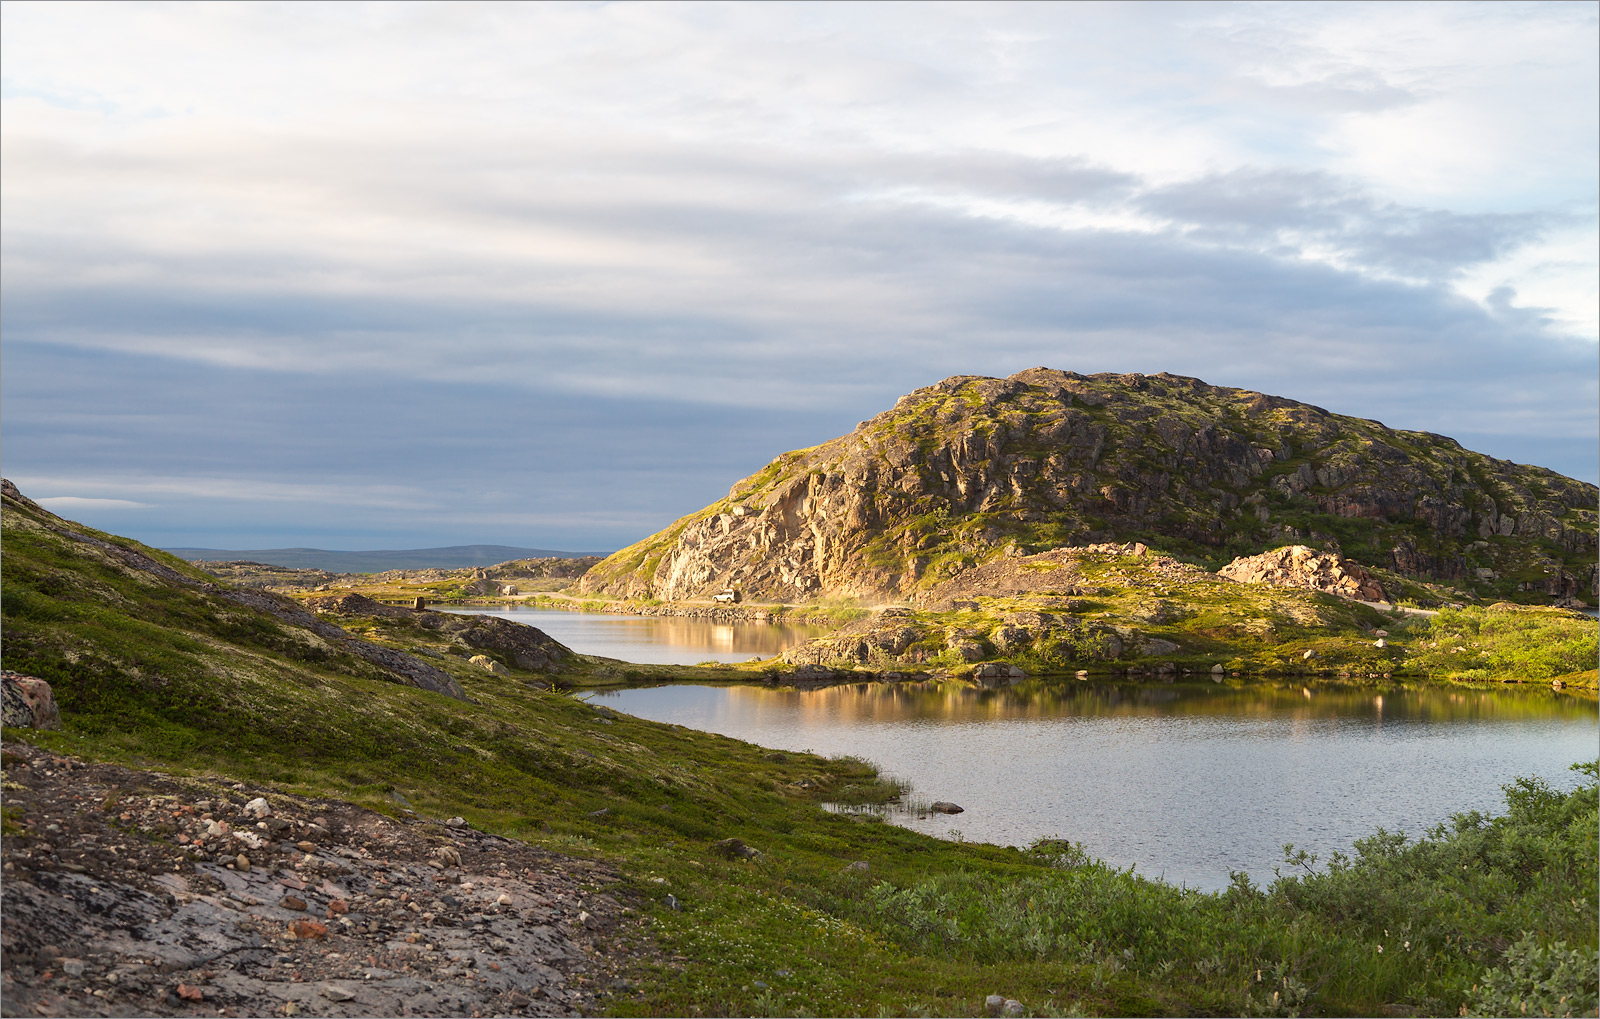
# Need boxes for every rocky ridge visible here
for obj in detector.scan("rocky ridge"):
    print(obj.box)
[577,369,1597,605]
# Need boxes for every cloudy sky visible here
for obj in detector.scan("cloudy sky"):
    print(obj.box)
[3,1,1596,553]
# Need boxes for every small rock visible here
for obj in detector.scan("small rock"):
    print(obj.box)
[664,893,681,911]
[321,985,356,1002]
[281,895,307,911]
[176,984,204,1002]
[1373,638,1387,648]
[496,893,514,906]
[445,816,467,827]
[243,797,273,819]
[1372,629,1389,637]
[763,752,789,762]
[282,1003,300,1016]
[1003,999,1025,1017]
[1302,649,1317,659]
[711,837,761,859]
[985,994,1006,1016]
[327,899,349,915]
[930,801,964,814]
[468,654,508,675]
[1210,664,1225,675]
[288,920,328,940]
[588,807,610,818]
[59,959,85,977]
[295,841,316,853]
[235,854,251,872]
[845,860,870,873]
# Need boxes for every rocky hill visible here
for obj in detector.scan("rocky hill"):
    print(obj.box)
[577,369,1597,606]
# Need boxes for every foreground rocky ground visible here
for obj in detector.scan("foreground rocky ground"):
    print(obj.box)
[0,741,654,1018]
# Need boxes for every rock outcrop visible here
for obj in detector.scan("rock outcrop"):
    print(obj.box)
[305,594,574,672]
[578,369,1597,605]
[1219,545,1387,602]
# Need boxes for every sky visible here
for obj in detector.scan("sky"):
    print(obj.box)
[2,1,1596,553]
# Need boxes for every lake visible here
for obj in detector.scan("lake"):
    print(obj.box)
[595,679,1598,892]
[434,605,827,665]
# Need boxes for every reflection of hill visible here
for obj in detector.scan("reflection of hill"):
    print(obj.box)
[618,618,826,654]
[726,681,1598,727]
[480,608,828,656]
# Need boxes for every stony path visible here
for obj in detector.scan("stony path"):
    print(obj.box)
[1,742,653,1017]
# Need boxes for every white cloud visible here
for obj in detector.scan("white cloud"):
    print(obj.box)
[32,496,152,511]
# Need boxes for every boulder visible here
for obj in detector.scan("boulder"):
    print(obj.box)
[1,672,60,730]
[929,801,964,814]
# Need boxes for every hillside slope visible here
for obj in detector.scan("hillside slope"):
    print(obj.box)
[578,369,1597,605]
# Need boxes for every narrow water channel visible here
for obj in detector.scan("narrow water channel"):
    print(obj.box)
[596,680,1598,892]
[434,605,827,665]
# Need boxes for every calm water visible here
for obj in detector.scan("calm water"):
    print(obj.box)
[435,606,826,665]
[596,680,1598,891]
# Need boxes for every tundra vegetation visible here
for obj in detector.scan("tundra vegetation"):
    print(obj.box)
[3,482,1597,1017]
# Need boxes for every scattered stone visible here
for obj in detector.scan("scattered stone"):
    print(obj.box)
[243,796,273,818]
[985,993,1006,1016]
[1302,649,1317,659]
[930,801,964,814]
[235,853,251,871]
[59,958,85,977]
[1210,664,1225,675]
[321,985,356,1002]
[281,895,307,911]
[1373,638,1387,648]
[176,984,205,1002]
[845,861,870,873]
[1003,999,1025,1017]
[763,752,789,763]
[445,815,468,827]
[289,919,329,940]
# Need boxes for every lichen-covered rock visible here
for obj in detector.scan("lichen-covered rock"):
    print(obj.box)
[1,672,60,730]
[576,370,1596,605]
[1219,545,1386,601]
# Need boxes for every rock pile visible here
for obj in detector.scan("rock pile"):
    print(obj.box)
[1219,545,1386,602]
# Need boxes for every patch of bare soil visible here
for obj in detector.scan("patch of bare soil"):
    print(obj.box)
[0,741,656,1017]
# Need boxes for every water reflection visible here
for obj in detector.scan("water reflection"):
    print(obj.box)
[599,680,1597,891]
[435,606,827,665]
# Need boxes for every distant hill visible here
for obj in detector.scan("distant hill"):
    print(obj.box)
[578,368,1598,605]
[164,544,595,573]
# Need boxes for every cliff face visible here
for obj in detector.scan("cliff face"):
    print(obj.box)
[577,369,1598,605]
